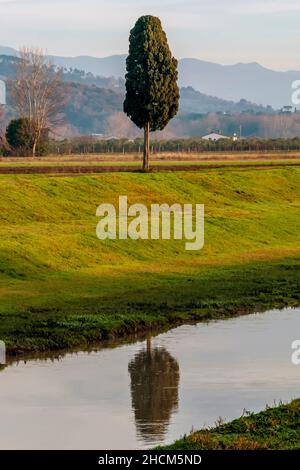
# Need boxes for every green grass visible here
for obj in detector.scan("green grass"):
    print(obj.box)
[0,156,299,167]
[0,167,299,353]
[160,399,300,450]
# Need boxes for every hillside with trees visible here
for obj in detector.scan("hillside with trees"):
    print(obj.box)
[1,54,300,140]
[180,87,275,115]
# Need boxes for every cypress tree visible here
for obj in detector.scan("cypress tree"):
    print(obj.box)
[124,16,179,171]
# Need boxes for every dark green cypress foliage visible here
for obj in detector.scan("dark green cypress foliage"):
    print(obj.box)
[124,16,179,170]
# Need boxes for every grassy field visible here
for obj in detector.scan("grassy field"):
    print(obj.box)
[159,399,300,450]
[0,151,300,167]
[0,160,299,169]
[1,159,298,167]
[0,165,299,353]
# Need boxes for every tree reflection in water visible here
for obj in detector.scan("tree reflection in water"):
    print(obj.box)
[128,338,180,443]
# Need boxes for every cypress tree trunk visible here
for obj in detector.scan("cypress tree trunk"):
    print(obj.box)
[146,337,152,355]
[143,122,150,171]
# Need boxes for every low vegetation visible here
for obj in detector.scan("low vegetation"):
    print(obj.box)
[3,137,300,157]
[160,399,300,450]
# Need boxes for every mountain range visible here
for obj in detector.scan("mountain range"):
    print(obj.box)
[0,46,298,109]
[0,54,274,136]
[1,49,300,139]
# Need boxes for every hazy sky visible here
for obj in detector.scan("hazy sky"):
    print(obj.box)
[0,0,299,70]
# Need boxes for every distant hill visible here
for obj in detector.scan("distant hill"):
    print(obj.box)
[62,82,124,134]
[0,46,18,57]
[0,55,274,129]
[180,87,274,115]
[50,54,127,79]
[0,55,125,135]
[1,52,300,139]
[1,46,298,108]
[0,54,124,90]
[178,59,300,110]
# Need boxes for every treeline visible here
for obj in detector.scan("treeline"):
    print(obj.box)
[2,134,300,157]
[48,136,300,155]
[173,112,300,139]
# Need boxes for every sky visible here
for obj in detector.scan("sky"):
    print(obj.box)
[0,0,299,71]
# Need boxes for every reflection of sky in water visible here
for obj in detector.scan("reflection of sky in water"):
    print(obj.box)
[0,308,299,449]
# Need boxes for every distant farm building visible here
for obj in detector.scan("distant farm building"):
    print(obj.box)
[90,133,105,140]
[280,105,296,114]
[202,132,229,141]
[90,134,120,141]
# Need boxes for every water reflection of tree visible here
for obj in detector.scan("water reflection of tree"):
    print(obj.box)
[128,338,180,443]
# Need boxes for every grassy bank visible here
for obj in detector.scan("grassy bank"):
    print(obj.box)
[160,399,300,450]
[0,166,299,353]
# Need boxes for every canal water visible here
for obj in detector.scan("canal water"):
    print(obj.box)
[0,308,299,449]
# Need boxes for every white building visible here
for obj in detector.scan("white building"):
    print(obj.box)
[90,134,120,141]
[202,132,229,141]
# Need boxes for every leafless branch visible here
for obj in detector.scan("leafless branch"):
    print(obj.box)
[11,47,67,155]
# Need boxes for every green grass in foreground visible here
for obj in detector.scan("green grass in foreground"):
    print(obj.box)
[0,167,299,352]
[160,399,300,450]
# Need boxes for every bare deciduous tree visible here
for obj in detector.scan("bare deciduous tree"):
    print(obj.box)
[12,47,65,156]
[0,105,8,153]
